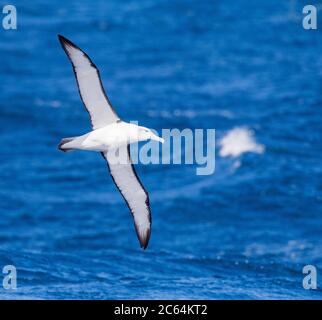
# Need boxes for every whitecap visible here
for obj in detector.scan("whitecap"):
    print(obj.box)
[34,98,61,108]
[219,127,264,157]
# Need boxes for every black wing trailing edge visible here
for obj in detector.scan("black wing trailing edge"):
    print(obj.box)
[58,34,120,129]
[101,147,151,249]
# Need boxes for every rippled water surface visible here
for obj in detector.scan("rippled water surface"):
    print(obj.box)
[0,0,322,299]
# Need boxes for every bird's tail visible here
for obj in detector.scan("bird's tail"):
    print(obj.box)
[58,137,76,152]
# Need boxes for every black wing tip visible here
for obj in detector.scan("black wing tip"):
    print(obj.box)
[57,34,97,69]
[58,34,71,45]
[57,34,65,41]
[141,242,148,250]
[138,228,151,250]
[57,34,78,50]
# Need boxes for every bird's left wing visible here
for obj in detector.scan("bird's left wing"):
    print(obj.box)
[101,146,151,249]
[58,35,120,130]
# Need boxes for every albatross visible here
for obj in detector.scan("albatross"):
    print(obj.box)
[57,35,164,249]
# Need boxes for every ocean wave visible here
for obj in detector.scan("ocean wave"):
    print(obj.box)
[147,109,234,119]
[34,98,62,108]
[219,127,265,157]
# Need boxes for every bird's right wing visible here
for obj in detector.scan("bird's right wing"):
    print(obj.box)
[101,146,151,249]
[58,35,120,130]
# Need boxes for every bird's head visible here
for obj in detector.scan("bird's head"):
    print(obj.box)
[138,126,164,144]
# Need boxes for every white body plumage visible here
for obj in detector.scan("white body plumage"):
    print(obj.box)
[61,121,163,152]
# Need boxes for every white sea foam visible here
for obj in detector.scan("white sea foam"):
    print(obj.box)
[34,98,61,108]
[219,127,264,157]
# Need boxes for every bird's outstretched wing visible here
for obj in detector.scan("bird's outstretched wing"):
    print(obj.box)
[58,35,120,130]
[101,146,151,249]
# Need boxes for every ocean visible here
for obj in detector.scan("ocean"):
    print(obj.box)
[0,0,322,299]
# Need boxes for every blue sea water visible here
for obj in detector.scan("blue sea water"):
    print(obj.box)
[0,0,322,299]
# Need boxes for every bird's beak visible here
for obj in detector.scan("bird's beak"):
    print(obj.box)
[150,133,164,144]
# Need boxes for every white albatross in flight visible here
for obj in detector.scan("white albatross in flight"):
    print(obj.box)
[57,35,164,249]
